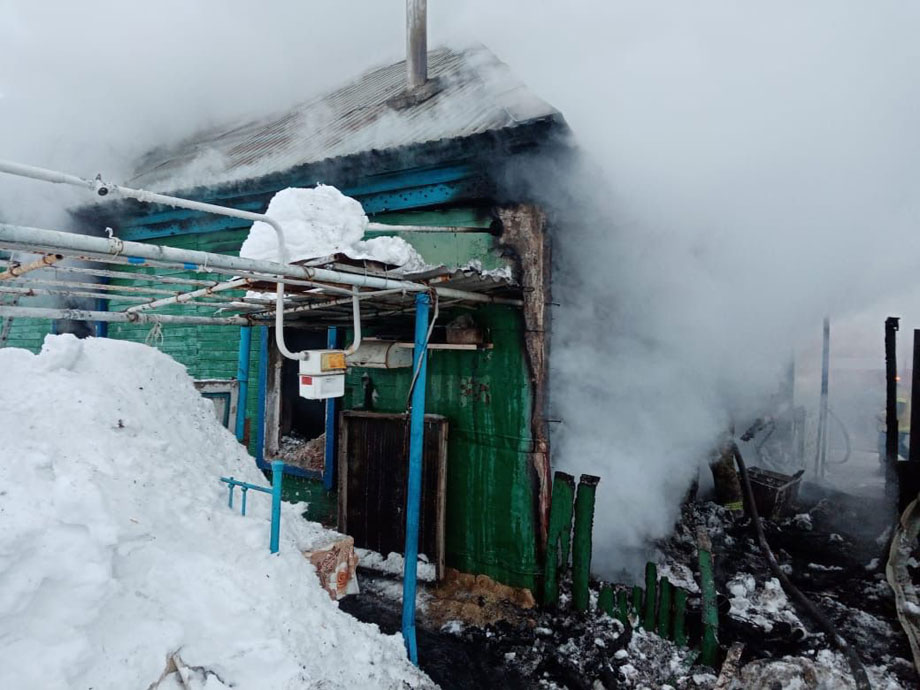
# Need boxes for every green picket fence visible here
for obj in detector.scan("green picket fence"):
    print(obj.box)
[542,470,720,667]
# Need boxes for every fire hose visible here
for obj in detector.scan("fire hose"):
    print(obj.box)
[732,442,871,690]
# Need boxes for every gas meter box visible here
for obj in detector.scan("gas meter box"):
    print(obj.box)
[299,350,346,400]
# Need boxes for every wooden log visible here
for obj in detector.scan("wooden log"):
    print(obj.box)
[714,643,745,689]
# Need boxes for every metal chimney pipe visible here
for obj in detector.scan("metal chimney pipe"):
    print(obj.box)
[406,0,427,90]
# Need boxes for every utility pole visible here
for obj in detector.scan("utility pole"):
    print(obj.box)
[885,317,899,501]
[814,318,830,479]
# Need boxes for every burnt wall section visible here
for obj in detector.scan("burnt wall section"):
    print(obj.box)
[497,204,552,554]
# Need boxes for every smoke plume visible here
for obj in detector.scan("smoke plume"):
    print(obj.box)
[4,1,920,577]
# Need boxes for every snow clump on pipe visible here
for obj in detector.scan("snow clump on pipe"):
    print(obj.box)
[240,185,429,273]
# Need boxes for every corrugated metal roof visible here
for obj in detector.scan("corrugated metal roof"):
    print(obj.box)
[129,45,562,192]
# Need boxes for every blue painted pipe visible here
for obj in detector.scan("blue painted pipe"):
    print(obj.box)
[220,472,281,552]
[256,326,269,464]
[236,326,252,442]
[323,326,339,491]
[270,460,284,554]
[220,476,273,495]
[94,277,109,338]
[401,292,430,665]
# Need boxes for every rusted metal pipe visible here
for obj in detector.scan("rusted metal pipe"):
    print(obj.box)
[0,304,248,326]
[0,253,62,281]
[406,0,427,90]
[126,277,249,312]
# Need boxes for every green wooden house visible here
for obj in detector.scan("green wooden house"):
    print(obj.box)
[1,46,569,592]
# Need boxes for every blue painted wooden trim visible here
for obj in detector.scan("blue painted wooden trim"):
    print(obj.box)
[117,169,488,241]
[401,292,430,665]
[255,326,269,465]
[235,326,252,442]
[119,164,478,229]
[323,326,340,492]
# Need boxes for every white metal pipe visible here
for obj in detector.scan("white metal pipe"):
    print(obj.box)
[366,223,489,234]
[279,288,405,317]
[345,288,362,355]
[0,160,97,191]
[21,276,180,297]
[0,284,154,303]
[0,223,522,305]
[0,304,248,326]
[126,277,249,313]
[31,262,221,288]
[0,159,305,358]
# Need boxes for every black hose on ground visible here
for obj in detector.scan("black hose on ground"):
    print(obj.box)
[731,443,871,690]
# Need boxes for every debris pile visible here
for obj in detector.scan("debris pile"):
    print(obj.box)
[343,485,917,688]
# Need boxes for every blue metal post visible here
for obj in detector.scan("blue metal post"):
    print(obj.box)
[270,459,284,554]
[401,292,430,665]
[94,280,108,338]
[256,327,269,465]
[323,326,339,491]
[235,327,252,442]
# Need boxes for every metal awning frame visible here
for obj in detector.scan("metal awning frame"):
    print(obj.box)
[0,160,521,335]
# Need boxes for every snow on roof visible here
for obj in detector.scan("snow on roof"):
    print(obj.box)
[0,334,434,689]
[127,45,563,192]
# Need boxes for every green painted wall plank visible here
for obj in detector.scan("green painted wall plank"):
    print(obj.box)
[343,304,538,589]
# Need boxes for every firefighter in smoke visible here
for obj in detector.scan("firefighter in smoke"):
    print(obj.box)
[877,393,910,462]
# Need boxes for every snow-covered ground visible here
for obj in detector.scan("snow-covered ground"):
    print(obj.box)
[0,335,434,689]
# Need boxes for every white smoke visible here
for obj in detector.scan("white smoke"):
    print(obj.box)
[0,0,404,226]
[4,1,920,578]
[433,1,920,576]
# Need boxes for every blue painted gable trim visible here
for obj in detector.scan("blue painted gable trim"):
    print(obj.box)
[118,163,491,242]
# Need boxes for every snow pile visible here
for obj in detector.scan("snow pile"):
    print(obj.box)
[355,548,437,583]
[727,573,807,636]
[657,562,700,594]
[240,186,428,272]
[737,650,906,690]
[0,335,433,690]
